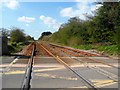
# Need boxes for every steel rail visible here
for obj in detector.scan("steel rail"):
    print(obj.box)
[49,43,100,56]
[40,44,98,90]
[21,43,35,90]
[50,43,118,69]
[72,57,118,82]
[49,43,118,82]
[84,57,118,69]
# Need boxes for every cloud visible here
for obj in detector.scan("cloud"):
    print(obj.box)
[40,15,61,29]
[60,1,103,20]
[18,16,35,23]
[2,0,19,10]
[26,24,29,27]
[60,7,74,17]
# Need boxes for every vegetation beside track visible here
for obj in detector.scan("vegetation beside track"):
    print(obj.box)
[43,41,118,56]
[72,45,118,56]
[1,27,34,54]
[39,2,119,57]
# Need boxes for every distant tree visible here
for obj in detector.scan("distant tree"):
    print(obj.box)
[10,27,26,43]
[68,17,81,23]
[39,31,52,40]
[0,28,9,37]
[26,35,34,41]
[59,23,68,30]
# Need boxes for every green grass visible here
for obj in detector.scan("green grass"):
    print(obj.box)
[42,40,118,56]
[72,44,118,56]
[72,44,92,50]
[96,45,118,56]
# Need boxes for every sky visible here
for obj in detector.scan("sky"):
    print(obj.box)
[0,0,104,40]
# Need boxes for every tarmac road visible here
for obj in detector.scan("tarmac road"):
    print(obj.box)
[1,56,29,88]
[31,57,88,88]
[31,56,118,89]
[0,56,119,89]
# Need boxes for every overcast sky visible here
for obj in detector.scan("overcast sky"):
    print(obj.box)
[0,0,103,40]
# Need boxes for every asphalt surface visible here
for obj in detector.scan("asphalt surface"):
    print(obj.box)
[31,56,118,88]
[1,56,29,88]
[31,57,87,88]
[0,56,119,89]
[0,56,15,64]
[0,56,15,73]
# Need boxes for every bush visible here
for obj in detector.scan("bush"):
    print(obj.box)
[8,45,15,53]
[10,27,26,43]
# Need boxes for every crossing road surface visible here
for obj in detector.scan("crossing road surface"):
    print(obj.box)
[1,56,29,88]
[0,42,119,89]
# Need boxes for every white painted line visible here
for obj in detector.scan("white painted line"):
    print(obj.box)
[2,57,20,73]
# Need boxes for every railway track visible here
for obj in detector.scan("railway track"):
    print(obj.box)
[49,43,101,57]
[49,43,118,69]
[21,42,99,89]
[21,42,36,90]
[48,43,119,80]
[41,42,118,87]
[2,42,117,89]
[72,57,118,82]
[40,44,98,89]
[47,43,118,80]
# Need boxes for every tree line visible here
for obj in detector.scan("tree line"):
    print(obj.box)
[40,2,119,46]
[1,27,34,53]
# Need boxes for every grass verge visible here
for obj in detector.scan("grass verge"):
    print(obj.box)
[72,44,118,56]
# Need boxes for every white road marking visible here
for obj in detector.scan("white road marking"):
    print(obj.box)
[2,57,20,73]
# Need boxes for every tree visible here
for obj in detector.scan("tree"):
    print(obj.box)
[39,32,52,40]
[92,2,120,44]
[10,27,26,43]
[43,2,120,46]
[26,35,34,41]
[0,28,9,37]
